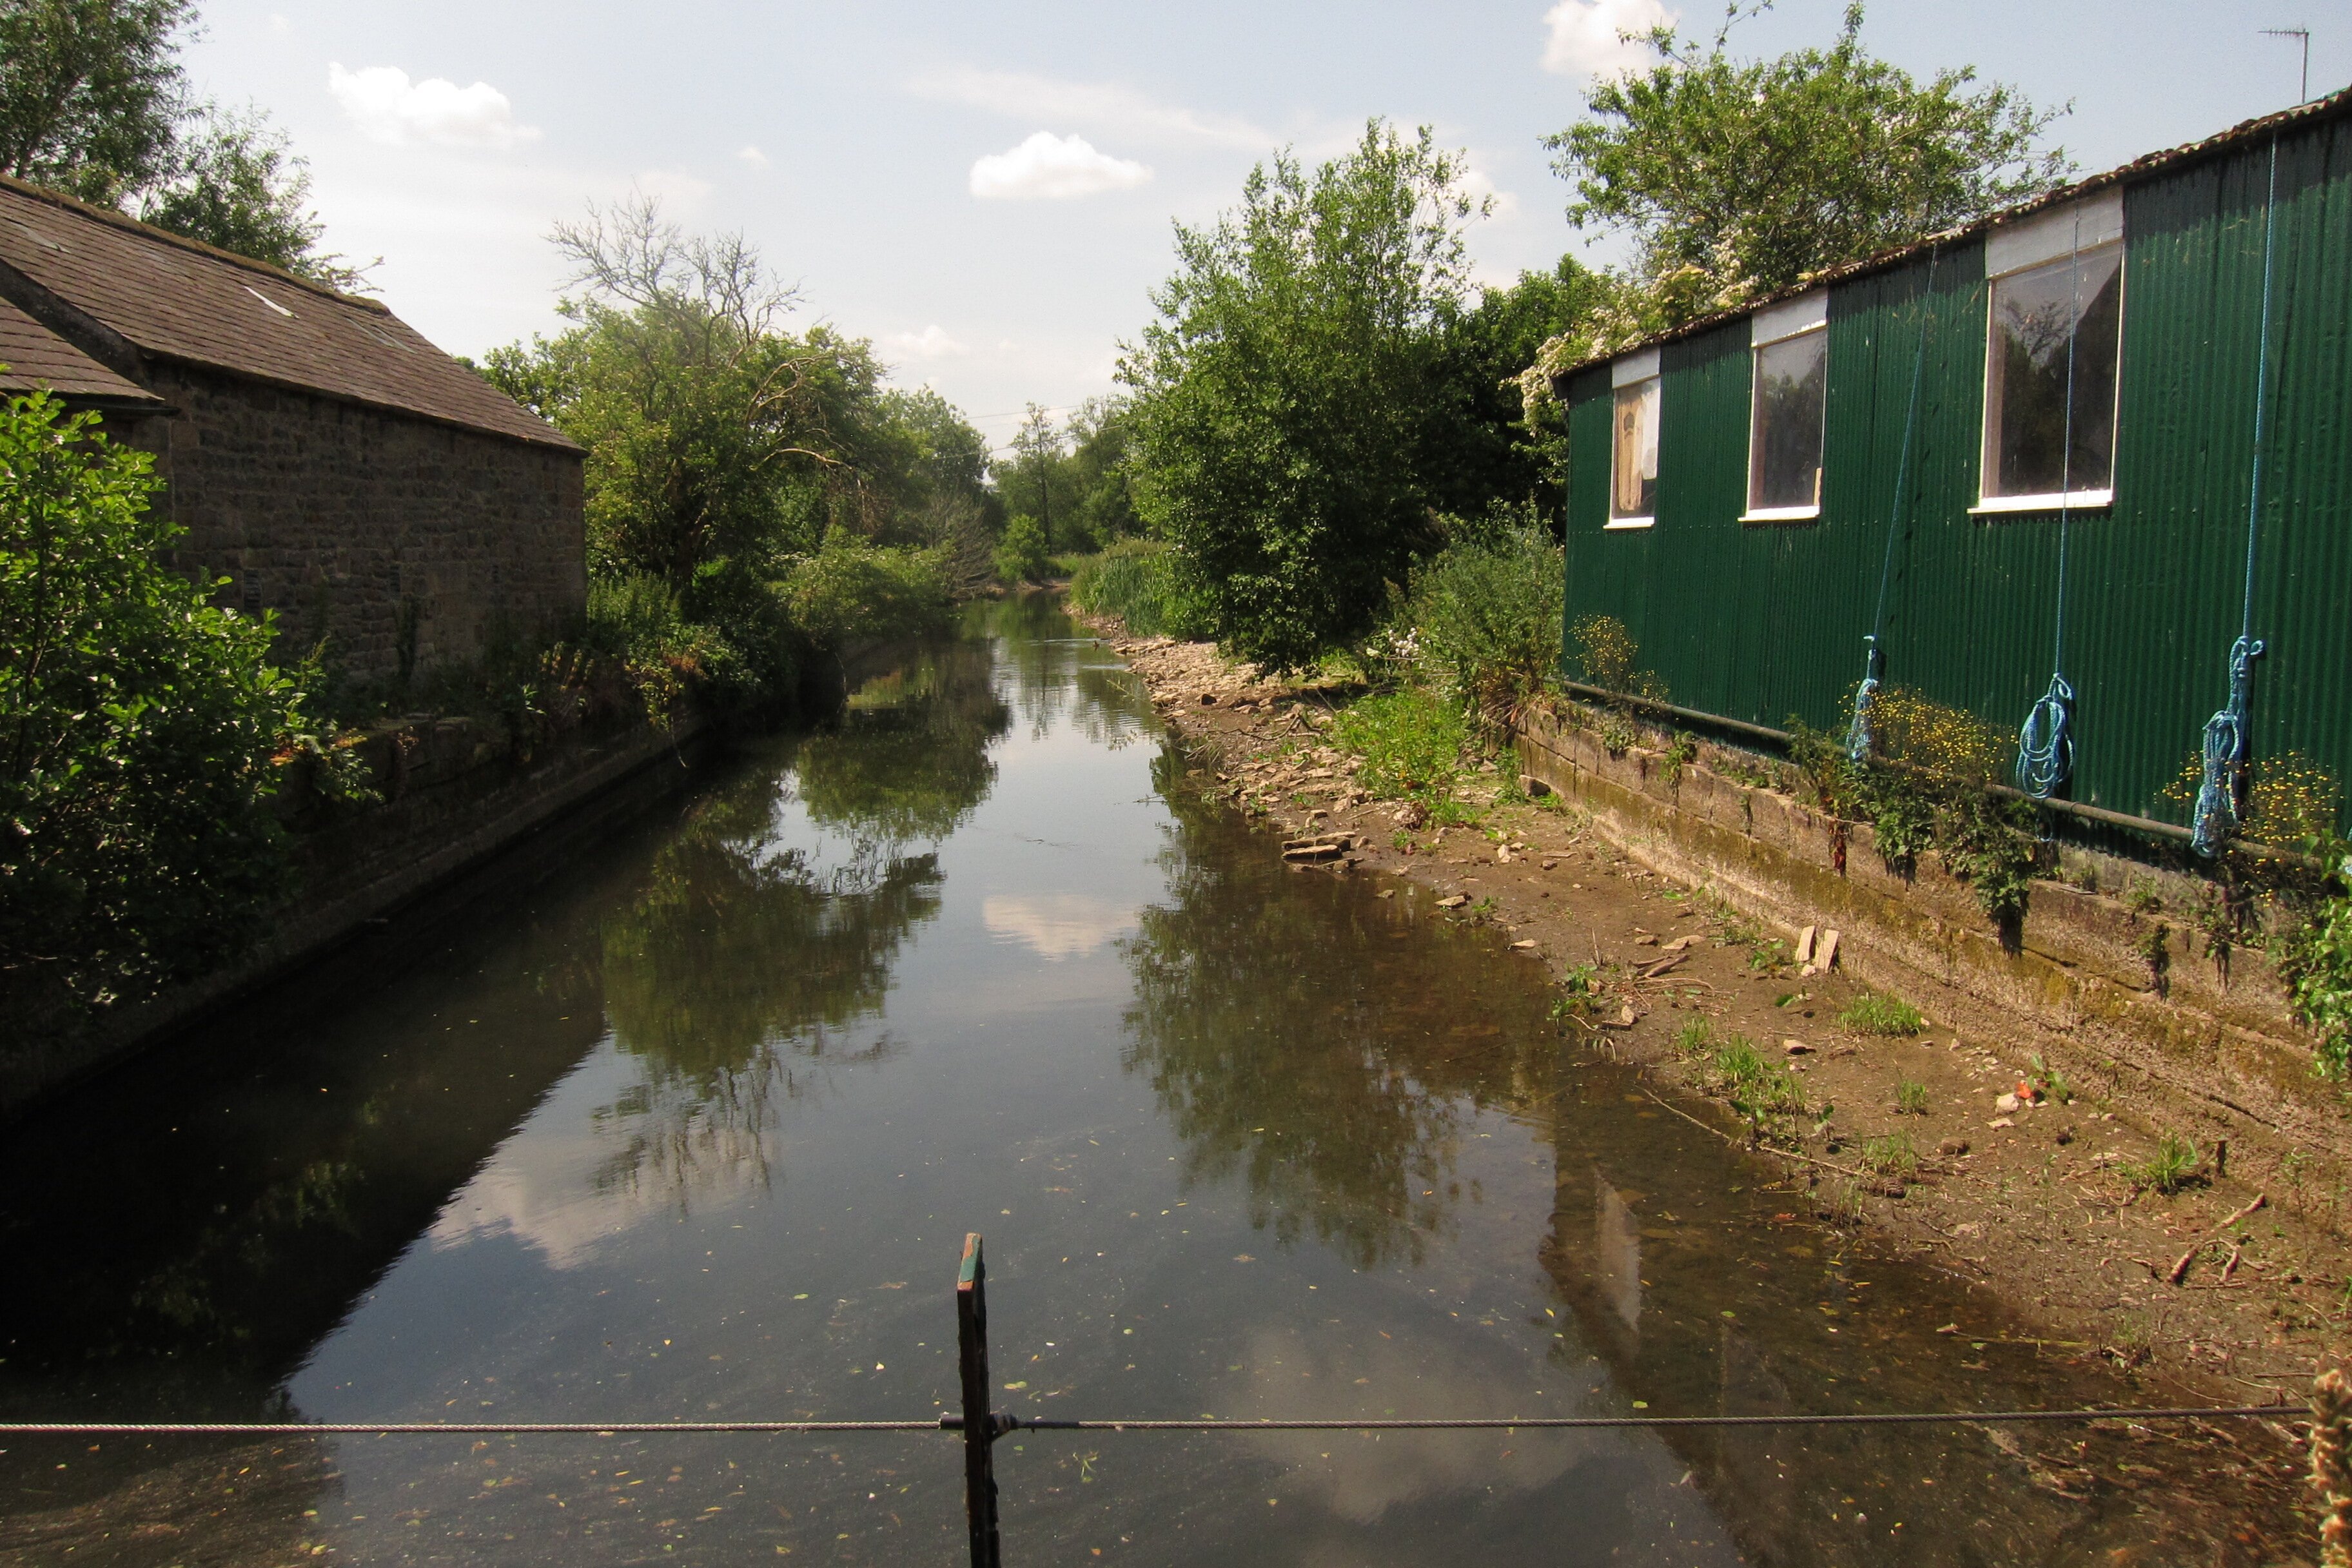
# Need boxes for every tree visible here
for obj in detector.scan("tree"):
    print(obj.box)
[0,0,363,286]
[1545,3,2068,323]
[994,514,1049,586]
[1064,396,1141,545]
[1122,120,1490,671]
[1431,257,1613,517]
[0,0,187,206]
[997,403,1075,552]
[0,390,299,1026]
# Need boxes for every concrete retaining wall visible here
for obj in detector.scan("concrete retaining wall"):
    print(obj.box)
[1512,707,2351,1190]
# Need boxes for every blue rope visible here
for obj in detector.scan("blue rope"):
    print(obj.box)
[2014,211,2086,800]
[2190,137,2282,857]
[1847,247,1941,763]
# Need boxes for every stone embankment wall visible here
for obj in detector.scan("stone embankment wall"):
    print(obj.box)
[1513,707,2350,1191]
[0,711,707,1117]
[115,366,586,683]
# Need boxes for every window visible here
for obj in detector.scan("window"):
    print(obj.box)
[1745,291,1827,521]
[1979,192,2124,511]
[1608,348,1660,528]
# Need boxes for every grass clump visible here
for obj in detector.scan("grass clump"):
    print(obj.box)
[1840,991,1924,1036]
[1861,1132,1919,1177]
[1333,688,1471,811]
[1895,1079,1929,1115]
[1671,1017,1715,1055]
[2122,1133,2202,1196]
[1707,1034,1811,1128]
[1067,538,1207,638]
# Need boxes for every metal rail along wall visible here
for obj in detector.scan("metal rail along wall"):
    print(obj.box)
[1558,93,2352,833]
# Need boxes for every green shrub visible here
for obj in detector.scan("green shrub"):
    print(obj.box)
[993,514,1050,586]
[2277,878,2352,1079]
[0,392,300,1023]
[1067,538,1206,638]
[1332,689,1468,805]
[785,531,954,647]
[1840,991,1924,1036]
[1399,507,1562,723]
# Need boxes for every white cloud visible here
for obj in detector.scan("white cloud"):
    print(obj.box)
[327,63,539,151]
[982,894,1136,960]
[914,67,1268,150]
[737,144,769,169]
[970,132,1151,201]
[1542,0,1677,79]
[887,324,969,358]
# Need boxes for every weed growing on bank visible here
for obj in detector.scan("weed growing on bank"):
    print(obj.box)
[1841,992,1924,1036]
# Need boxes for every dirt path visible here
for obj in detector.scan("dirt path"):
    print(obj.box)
[1090,621,2351,1432]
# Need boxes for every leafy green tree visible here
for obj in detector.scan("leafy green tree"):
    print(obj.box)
[1545,3,2068,324]
[0,391,298,1024]
[1064,396,1141,545]
[1431,257,1612,514]
[0,1,362,285]
[994,513,1049,586]
[0,0,187,206]
[1122,120,1489,670]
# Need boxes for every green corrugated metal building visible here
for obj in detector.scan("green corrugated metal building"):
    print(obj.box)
[1553,87,2352,841]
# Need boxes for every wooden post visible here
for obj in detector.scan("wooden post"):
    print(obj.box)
[957,1233,1001,1568]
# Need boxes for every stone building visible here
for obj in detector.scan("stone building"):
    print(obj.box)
[0,174,583,683]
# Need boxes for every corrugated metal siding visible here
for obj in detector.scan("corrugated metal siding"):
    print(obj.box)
[1562,110,2352,828]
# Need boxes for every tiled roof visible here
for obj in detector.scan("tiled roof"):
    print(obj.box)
[1556,83,2352,380]
[0,175,576,450]
[0,293,161,405]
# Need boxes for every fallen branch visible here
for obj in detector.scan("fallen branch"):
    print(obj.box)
[2219,1192,2268,1231]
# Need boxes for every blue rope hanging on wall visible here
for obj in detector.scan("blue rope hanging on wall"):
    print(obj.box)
[2190,137,2282,858]
[2013,210,2088,801]
[1847,248,1941,764]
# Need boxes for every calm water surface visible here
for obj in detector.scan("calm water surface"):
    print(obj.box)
[0,598,2220,1565]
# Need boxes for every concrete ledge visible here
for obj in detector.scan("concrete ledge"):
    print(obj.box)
[1512,707,2351,1191]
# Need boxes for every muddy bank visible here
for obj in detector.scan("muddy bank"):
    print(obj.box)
[1084,620,2350,1437]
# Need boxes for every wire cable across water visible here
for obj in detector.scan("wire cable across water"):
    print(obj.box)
[0,1404,2295,1439]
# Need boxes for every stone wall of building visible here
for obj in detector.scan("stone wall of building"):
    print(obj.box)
[113,364,585,684]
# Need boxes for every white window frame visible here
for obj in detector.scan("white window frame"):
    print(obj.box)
[1740,290,1828,524]
[1974,191,2125,515]
[1606,348,1660,530]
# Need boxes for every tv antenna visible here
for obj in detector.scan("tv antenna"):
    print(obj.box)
[2261,26,2311,104]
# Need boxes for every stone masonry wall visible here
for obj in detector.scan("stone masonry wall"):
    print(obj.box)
[112,364,585,683]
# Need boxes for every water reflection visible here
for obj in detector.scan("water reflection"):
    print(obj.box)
[798,634,1011,843]
[1120,752,1556,1268]
[589,634,1020,1205]
[990,592,1157,746]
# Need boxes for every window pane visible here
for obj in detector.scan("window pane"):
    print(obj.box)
[1749,329,1826,511]
[1988,245,2122,498]
[1611,379,1659,520]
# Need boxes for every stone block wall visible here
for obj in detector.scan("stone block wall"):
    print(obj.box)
[110,365,585,683]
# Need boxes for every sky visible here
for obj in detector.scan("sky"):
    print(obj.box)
[183,1,2342,453]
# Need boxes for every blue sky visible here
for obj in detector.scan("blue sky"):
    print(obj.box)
[185,1,2340,452]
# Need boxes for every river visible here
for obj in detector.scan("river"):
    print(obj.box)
[0,596,2247,1564]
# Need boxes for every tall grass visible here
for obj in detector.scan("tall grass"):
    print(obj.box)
[1068,538,1206,638]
